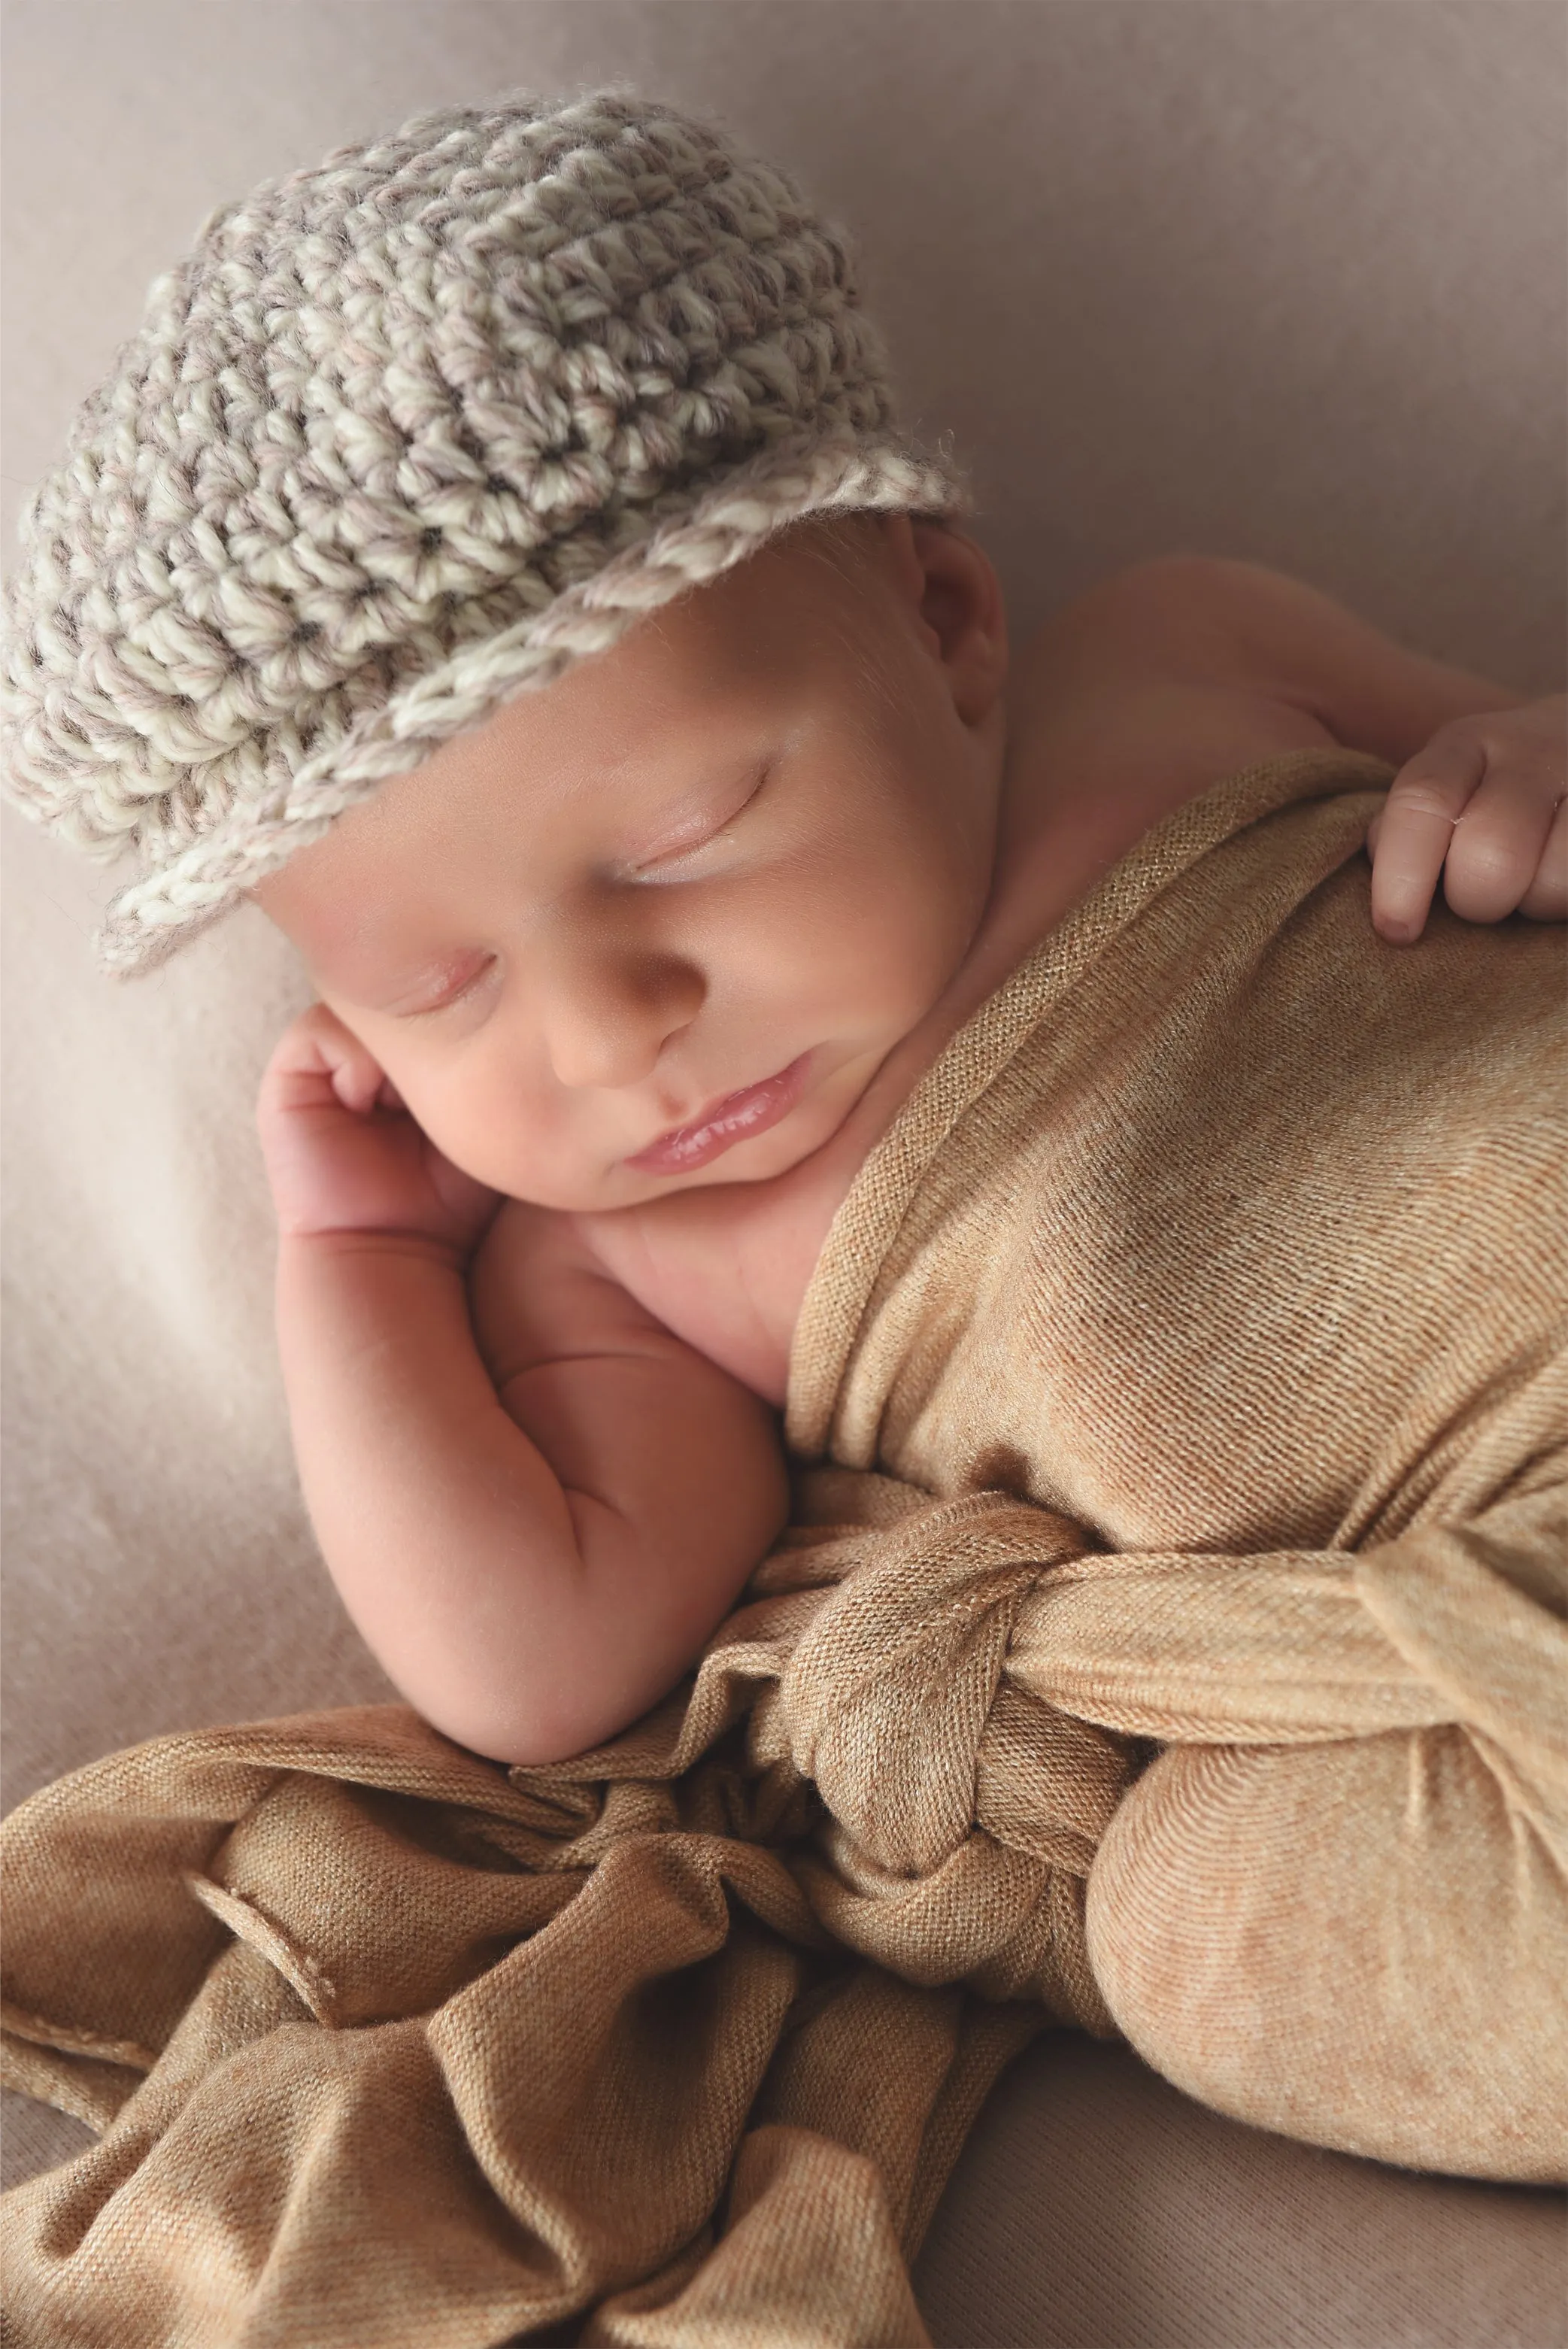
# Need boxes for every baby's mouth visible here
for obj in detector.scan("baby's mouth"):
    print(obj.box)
[624,1052,813,1173]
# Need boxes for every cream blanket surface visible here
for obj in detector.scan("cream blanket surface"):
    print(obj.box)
[2,745,1564,2347]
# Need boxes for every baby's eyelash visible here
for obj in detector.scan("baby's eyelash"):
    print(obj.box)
[408,956,494,1015]
[637,825,725,875]
[633,767,769,877]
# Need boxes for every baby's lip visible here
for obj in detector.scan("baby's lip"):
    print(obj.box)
[657,1071,775,1141]
[648,1061,795,1148]
[624,1051,813,1171]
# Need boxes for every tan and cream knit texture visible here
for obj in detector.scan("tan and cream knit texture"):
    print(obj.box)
[0,86,967,974]
[3,748,1563,2346]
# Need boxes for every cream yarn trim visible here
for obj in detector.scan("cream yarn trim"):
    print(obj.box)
[94,427,969,973]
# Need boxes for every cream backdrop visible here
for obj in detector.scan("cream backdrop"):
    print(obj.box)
[2,4,1564,2341]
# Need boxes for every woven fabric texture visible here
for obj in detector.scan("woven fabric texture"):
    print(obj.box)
[0,85,966,974]
[2,748,1563,2344]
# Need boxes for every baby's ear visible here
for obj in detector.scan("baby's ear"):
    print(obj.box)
[906,522,1008,727]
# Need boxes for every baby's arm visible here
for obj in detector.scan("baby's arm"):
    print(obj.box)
[258,1007,790,1768]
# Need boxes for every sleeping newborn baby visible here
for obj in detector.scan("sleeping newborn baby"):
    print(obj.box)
[248,505,1565,1765]
[2,89,1562,1783]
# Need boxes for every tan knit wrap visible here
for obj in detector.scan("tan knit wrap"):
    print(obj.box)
[0,86,970,975]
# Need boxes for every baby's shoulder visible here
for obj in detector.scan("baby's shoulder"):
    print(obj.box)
[470,1178,815,1414]
[572,1141,859,1413]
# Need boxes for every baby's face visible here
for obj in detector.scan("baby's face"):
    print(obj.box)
[253,512,1009,1214]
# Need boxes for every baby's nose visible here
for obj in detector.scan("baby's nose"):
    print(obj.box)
[538,951,705,1093]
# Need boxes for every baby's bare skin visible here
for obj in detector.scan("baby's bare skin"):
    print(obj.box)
[252,514,1556,1763]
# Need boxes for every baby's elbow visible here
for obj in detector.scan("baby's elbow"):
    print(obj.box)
[413,1638,671,1771]
[405,1452,790,1771]
[417,1686,611,1771]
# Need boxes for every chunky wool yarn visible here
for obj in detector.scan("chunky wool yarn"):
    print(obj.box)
[0,86,969,973]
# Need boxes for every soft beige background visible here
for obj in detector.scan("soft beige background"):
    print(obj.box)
[3,2,1565,2338]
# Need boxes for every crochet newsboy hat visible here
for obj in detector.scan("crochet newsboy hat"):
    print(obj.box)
[0,85,970,974]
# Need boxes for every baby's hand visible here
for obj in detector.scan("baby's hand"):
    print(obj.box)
[257,1003,500,1260]
[1367,693,1566,942]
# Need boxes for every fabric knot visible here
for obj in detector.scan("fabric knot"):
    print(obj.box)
[773,1489,1134,2029]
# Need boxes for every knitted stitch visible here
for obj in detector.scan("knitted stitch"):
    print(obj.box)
[0,86,970,974]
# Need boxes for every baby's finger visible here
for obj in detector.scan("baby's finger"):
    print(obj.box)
[1518,794,1568,921]
[1369,736,1486,942]
[264,1004,386,1118]
[1445,763,1566,922]
[305,1019,384,1115]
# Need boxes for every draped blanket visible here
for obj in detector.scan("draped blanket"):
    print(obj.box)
[3,747,1564,2347]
